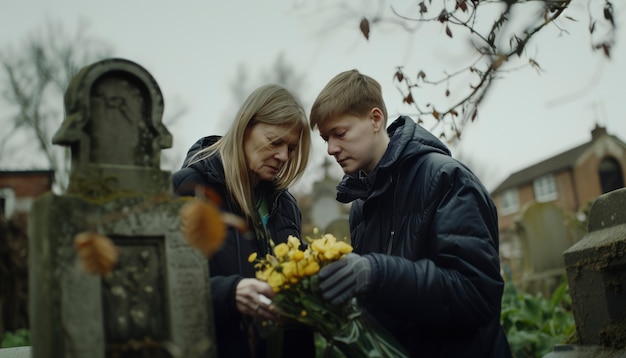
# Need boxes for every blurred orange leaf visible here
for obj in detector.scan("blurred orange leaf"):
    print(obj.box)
[221,212,249,233]
[74,232,119,276]
[198,186,223,206]
[180,199,227,257]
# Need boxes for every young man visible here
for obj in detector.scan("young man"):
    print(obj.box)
[310,69,511,357]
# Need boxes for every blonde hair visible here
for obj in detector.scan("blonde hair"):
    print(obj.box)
[187,84,311,219]
[310,69,388,130]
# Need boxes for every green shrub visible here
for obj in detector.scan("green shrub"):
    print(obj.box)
[500,277,576,358]
[315,275,576,357]
[0,329,30,348]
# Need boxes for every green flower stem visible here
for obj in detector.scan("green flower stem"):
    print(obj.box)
[272,276,408,358]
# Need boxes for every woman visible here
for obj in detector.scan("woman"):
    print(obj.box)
[172,84,314,357]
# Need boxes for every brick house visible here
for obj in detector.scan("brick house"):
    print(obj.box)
[491,125,625,230]
[490,125,626,288]
[0,170,54,220]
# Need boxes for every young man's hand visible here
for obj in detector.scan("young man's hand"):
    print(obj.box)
[318,253,372,305]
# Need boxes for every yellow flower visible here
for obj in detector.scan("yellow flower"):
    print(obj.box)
[282,261,297,280]
[268,271,285,289]
[252,232,352,292]
[292,250,305,262]
[336,241,353,254]
[287,235,301,249]
[274,243,289,258]
[249,232,408,357]
[304,261,320,276]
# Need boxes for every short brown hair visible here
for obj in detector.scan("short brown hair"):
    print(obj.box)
[310,69,388,130]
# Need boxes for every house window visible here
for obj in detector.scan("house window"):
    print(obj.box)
[598,156,624,194]
[0,187,15,219]
[533,175,557,202]
[500,189,519,216]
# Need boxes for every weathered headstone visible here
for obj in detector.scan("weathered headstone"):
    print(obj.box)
[28,58,216,357]
[545,188,626,357]
[515,201,585,295]
[562,188,626,351]
[0,346,31,358]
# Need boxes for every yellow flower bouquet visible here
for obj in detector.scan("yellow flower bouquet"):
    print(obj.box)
[248,232,408,358]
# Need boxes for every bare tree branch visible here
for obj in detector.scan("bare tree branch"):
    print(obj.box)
[0,20,113,192]
[303,0,616,143]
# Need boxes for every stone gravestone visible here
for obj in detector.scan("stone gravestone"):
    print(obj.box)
[28,58,216,357]
[0,347,31,358]
[515,201,585,296]
[545,188,626,357]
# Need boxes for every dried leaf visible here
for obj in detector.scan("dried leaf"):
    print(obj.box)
[403,93,414,105]
[445,89,450,97]
[180,199,227,257]
[74,232,119,276]
[419,1,427,13]
[221,212,249,233]
[456,0,467,11]
[359,18,370,40]
[438,9,448,23]
[433,110,440,120]
[604,2,614,26]
[395,70,404,82]
[445,25,453,38]
[529,58,542,71]
[197,186,223,206]
[417,70,426,80]
[492,54,506,70]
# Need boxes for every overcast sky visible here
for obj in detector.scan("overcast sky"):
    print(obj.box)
[2,0,625,193]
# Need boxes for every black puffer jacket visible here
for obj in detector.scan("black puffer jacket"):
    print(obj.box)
[337,117,511,357]
[172,136,315,358]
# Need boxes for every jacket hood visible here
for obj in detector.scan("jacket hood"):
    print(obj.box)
[336,116,451,203]
[183,136,226,185]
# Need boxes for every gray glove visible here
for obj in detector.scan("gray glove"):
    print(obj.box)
[318,253,372,305]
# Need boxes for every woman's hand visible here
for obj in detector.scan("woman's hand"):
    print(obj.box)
[235,278,280,321]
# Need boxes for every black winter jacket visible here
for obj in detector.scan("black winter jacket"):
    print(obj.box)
[337,117,511,357]
[172,136,315,358]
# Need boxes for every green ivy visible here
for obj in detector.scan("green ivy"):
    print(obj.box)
[501,275,576,358]
[0,329,30,348]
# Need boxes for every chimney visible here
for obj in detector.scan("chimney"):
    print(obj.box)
[591,124,607,140]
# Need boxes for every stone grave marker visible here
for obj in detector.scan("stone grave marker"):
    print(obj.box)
[0,347,31,358]
[28,58,216,358]
[544,188,626,356]
[515,201,585,295]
